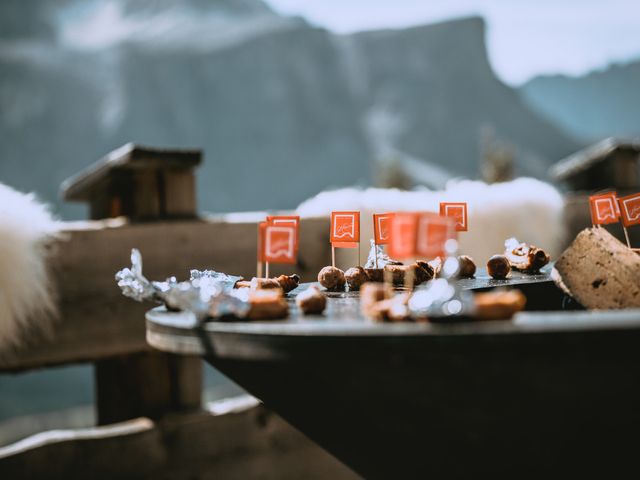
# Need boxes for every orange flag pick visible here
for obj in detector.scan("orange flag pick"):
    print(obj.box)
[388,212,418,259]
[331,211,360,248]
[267,215,300,227]
[373,213,394,245]
[264,224,297,264]
[439,202,468,232]
[416,213,457,258]
[589,193,620,226]
[618,193,640,228]
[267,215,300,253]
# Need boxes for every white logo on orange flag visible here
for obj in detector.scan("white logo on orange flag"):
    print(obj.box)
[618,192,640,227]
[373,213,394,245]
[589,193,620,225]
[267,215,300,252]
[331,211,360,248]
[267,215,300,227]
[416,213,456,258]
[439,202,468,232]
[264,225,297,264]
[388,212,418,259]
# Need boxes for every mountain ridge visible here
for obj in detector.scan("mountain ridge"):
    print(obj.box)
[520,58,640,141]
[0,4,581,218]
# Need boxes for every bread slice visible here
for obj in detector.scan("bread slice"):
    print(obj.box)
[555,227,640,309]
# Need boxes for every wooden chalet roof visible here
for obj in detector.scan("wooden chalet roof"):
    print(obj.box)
[61,143,202,201]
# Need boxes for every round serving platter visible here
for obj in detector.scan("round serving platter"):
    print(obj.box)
[144,266,640,478]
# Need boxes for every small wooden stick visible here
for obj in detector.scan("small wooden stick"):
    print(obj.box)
[405,265,415,291]
[331,246,336,268]
[257,224,261,277]
[383,265,392,287]
[623,225,632,248]
[374,242,378,269]
[265,262,270,279]
[358,242,361,266]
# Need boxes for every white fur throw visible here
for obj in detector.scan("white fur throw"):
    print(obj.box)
[296,178,565,263]
[0,183,59,351]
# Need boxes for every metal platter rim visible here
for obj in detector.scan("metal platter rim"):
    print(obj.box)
[146,305,640,338]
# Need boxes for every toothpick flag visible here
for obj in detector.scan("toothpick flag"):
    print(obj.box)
[373,213,394,245]
[388,212,418,259]
[389,212,456,260]
[618,192,640,228]
[416,213,456,258]
[439,202,468,232]
[267,215,300,227]
[267,215,300,252]
[589,193,620,225]
[331,211,360,248]
[263,224,297,264]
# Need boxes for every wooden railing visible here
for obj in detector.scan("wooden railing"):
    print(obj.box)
[0,216,357,479]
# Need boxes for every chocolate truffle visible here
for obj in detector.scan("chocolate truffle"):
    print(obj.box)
[318,266,346,291]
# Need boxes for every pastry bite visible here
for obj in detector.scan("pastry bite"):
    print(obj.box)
[487,255,511,279]
[238,274,300,293]
[364,268,384,282]
[427,257,442,278]
[318,266,346,291]
[275,274,300,293]
[474,290,526,320]
[383,263,432,286]
[234,279,251,289]
[247,288,289,320]
[457,255,476,278]
[504,238,550,273]
[296,285,327,315]
[365,293,411,322]
[250,277,281,290]
[360,282,393,318]
[345,266,369,291]
[414,260,436,279]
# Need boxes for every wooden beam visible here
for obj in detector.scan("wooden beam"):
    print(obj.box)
[0,216,330,373]
[0,397,358,480]
[95,352,202,425]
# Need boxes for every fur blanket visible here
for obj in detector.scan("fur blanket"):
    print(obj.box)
[296,178,566,263]
[0,183,59,351]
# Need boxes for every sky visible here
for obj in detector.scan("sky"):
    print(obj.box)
[265,0,640,85]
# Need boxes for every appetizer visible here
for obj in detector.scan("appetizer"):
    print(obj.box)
[384,263,433,286]
[237,274,300,293]
[504,238,550,273]
[246,289,289,320]
[318,266,346,291]
[487,255,511,279]
[474,290,526,320]
[296,285,327,314]
[345,266,369,291]
[360,282,410,322]
[457,255,476,278]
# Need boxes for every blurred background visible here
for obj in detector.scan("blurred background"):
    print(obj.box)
[1,0,640,447]
[2,0,639,220]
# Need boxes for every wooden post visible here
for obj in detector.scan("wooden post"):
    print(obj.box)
[59,143,206,426]
[95,352,202,425]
